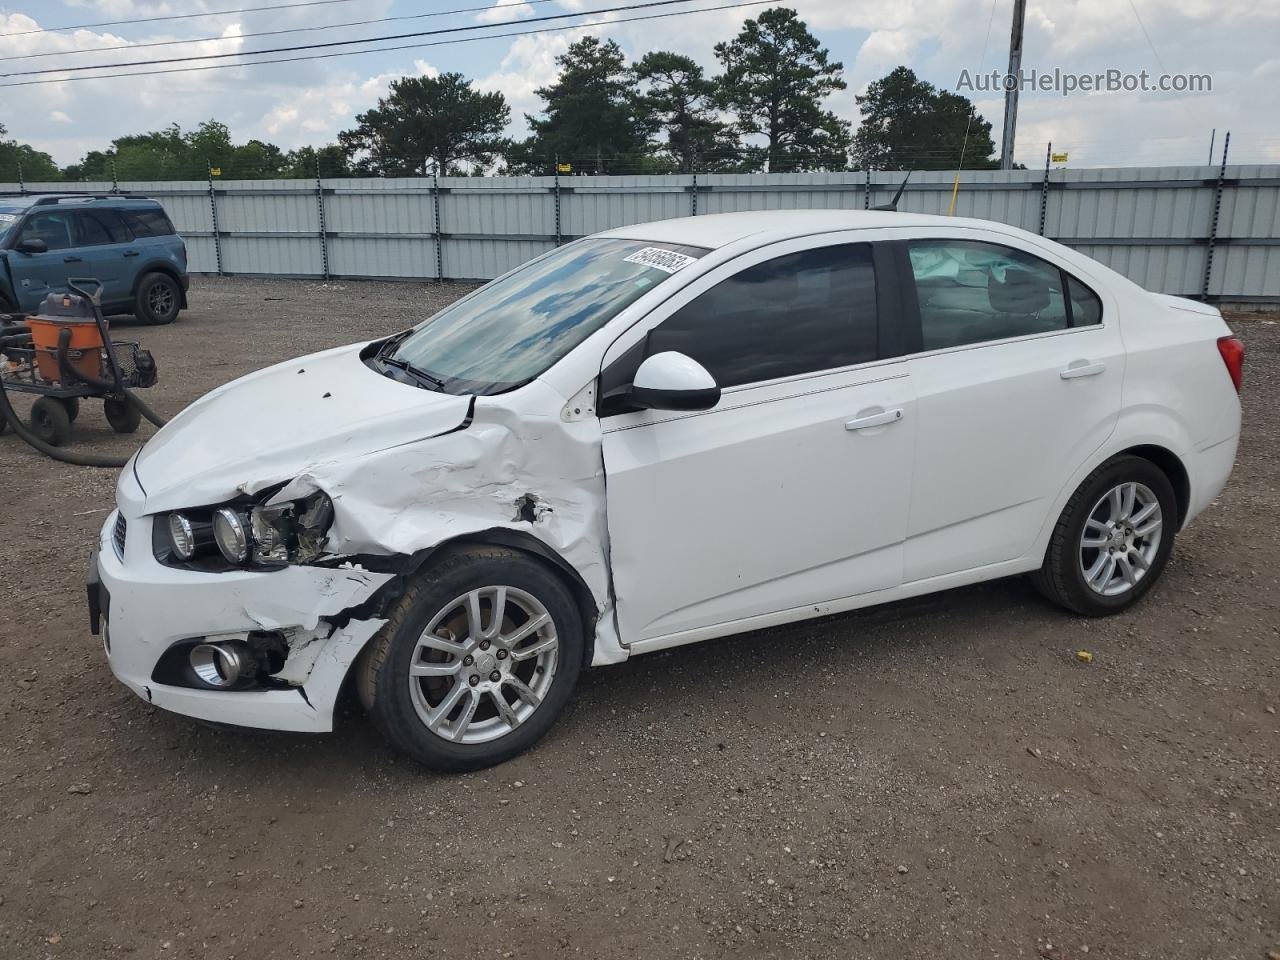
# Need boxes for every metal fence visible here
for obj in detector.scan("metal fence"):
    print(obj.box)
[5,165,1279,301]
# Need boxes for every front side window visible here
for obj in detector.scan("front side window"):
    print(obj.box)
[385,238,707,395]
[908,240,1070,350]
[644,243,878,389]
[17,212,73,251]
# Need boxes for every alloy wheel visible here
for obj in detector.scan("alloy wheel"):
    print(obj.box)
[407,585,559,744]
[1078,481,1163,597]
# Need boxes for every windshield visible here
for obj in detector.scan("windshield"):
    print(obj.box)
[0,206,26,243]
[383,237,707,395]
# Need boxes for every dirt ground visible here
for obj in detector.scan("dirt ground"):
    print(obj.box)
[0,277,1275,960]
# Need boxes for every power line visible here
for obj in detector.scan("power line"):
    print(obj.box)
[3,0,711,78]
[0,0,778,88]
[0,0,563,64]
[0,0,361,38]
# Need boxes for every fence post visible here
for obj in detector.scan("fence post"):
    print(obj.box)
[16,158,24,195]
[1038,142,1051,236]
[110,158,119,194]
[207,159,224,277]
[431,170,443,282]
[691,170,698,216]
[553,158,562,247]
[1201,131,1230,300]
[864,166,871,209]
[314,154,329,281]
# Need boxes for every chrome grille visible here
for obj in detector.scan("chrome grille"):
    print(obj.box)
[112,513,127,559]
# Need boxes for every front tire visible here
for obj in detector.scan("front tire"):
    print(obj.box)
[135,272,181,325]
[1032,455,1177,615]
[30,396,72,446]
[358,547,583,772]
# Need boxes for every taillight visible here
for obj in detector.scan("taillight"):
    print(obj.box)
[1216,336,1244,393]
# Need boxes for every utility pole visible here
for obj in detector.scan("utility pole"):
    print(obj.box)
[998,0,1026,170]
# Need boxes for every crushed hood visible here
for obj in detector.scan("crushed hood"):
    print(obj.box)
[134,342,472,512]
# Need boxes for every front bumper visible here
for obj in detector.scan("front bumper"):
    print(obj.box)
[92,508,392,733]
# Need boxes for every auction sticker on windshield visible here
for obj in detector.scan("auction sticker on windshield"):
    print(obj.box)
[622,246,698,274]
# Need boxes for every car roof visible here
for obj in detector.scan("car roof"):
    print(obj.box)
[596,209,1032,250]
[3,195,165,210]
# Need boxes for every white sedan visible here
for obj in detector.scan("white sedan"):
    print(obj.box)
[89,210,1244,770]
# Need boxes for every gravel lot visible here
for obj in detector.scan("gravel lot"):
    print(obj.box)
[0,277,1276,960]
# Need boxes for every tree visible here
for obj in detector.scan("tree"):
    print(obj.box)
[62,121,290,180]
[0,123,61,182]
[512,37,653,175]
[339,73,509,176]
[713,8,851,172]
[632,52,741,172]
[851,66,997,171]
[282,144,351,178]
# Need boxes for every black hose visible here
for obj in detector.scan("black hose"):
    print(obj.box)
[0,378,133,468]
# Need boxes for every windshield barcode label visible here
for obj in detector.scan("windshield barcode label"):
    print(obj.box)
[623,247,697,274]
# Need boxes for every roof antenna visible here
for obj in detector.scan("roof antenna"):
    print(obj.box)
[873,170,913,211]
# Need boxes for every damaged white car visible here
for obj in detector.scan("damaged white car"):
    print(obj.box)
[88,210,1243,770]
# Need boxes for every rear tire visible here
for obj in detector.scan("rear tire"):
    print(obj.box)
[358,547,583,772]
[30,396,72,446]
[1032,454,1177,616]
[103,397,141,434]
[135,272,181,325]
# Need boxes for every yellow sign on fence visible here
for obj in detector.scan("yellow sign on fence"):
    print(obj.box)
[556,162,572,174]
[1051,152,1069,164]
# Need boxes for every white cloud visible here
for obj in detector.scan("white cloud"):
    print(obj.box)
[476,0,537,25]
[49,110,72,122]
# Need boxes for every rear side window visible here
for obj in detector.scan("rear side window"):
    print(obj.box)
[75,210,131,245]
[908,240,1069,350]
[17,211,73,251]
[645,243,878,388]
[122,208,175,238]
[1067,276,1103,326]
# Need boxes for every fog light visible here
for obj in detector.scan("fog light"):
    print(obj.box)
[168,513,196,560]
[189,642,249,689]
[212,508,249,563]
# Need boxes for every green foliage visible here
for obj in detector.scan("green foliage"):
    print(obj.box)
[338,73,510,176]
[713,7,851,172]
[63,121,292,180]
[281,144,352,178]
[511,37,654,175]
[632,52,742,172]
[0,123,61,182]
[851,66,997,171]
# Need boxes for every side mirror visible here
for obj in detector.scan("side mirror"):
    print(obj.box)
[16,238,47,255]
[628,351,720,411]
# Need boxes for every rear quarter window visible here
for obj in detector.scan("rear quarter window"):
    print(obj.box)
[122,209,176,238]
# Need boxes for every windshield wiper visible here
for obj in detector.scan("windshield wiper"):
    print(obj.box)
[375,328,413,361]
[379,355,447,390]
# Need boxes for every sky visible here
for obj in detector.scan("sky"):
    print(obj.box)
[0,0,1277,170]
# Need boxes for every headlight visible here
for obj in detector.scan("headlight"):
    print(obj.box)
[159,491,335,568]
[168,513,196,560]
[213,508,250,563]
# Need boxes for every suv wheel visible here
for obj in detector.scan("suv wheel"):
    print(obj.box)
[1031,455,1178,615]
[358,547,583,771]
[135,272,181,325]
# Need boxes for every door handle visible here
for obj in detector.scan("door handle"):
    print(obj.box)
[845,408,904,431]
[1060,360,1106,380]
[63,255,83,263]
[123,250,140,257]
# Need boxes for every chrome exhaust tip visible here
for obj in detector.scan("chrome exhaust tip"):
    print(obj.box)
[189,641,251,689]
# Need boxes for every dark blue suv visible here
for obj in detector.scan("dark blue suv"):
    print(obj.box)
[0,195,189,324]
